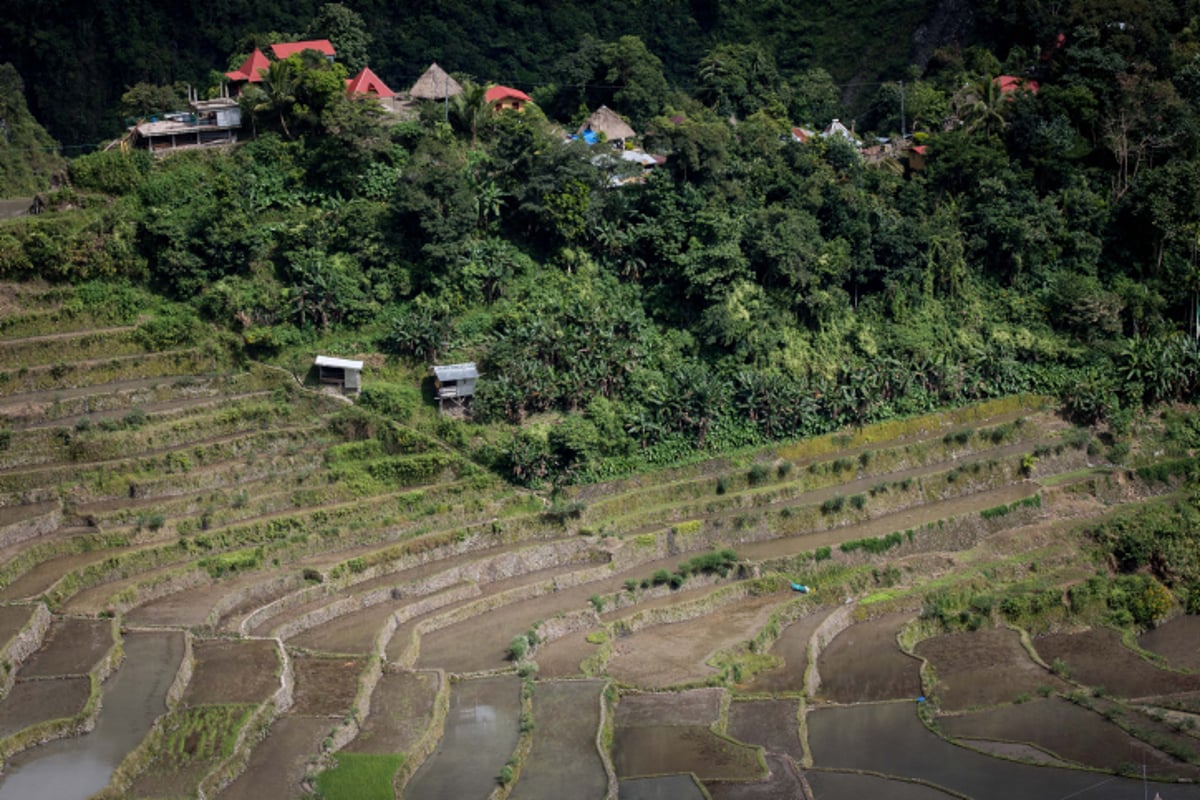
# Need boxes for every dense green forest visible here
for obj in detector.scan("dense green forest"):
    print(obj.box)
[4,1,1200,485]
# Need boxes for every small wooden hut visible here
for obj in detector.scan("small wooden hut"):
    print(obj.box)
[433,362,479,414]
[409,63,464,100]
[578,106,636,143]
[314,355,363,393]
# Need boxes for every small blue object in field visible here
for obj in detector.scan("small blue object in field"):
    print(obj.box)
[917,696,926,703]
[790,582,809,593]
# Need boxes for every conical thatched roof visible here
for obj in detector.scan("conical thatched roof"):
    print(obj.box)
[578,105,636,141]
[409,63,463,100]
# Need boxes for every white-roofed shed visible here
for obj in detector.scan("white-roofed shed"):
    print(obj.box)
[315,355,364,392]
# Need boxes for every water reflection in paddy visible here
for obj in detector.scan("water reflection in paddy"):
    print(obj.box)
[807,702,1200,800]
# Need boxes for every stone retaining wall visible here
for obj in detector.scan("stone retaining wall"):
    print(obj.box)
[804,604,856,697]
[0,505,61,550]
[391,669,449,796]
[0,602,50,698]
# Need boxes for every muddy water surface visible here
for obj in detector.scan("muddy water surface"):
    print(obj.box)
[726,699,803,760]
[807,701,1200,800]
[743,606,833,693]
[0,631,183,800]
[706,754,806,800]
[510,680,606,800]
[805,771,958,799]
[939,697,1191,778]
[403,676,521,800]
[619,774,708,799]
[816,612,922,702]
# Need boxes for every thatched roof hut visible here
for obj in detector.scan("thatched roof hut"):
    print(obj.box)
[578,106,636,142]
[409,63,463,100]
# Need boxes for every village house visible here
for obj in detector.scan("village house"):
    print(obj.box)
[129,89,242,152]
[485,85,532,112]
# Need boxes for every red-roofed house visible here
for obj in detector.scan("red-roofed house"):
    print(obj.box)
[346,66,394,98]
[485,85,532,112]
[225,48,272,83]
[270,39,336,60]
[994,75,1039,96]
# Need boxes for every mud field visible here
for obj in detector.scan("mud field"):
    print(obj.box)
[289,655,363,716]
[614,725,764,781]
[706,753,808,800]
[815,612,923,702]
[726,699,803,760]
[743,606,834,694]
[1033,627,1200,698]
[19,617,111,676]
[0,605,34,645]
[939,696,1198,779]
[404,676,521,800]
[510,680,607,800]
[805,771,959,800]
[619,774,708,800]
[532,628,595,678]
[807,701,1200,800]
[217,715,330,800]
[914,627,1070,710]
[0,676,89,736]
[345,669,439,755]
[182,638,280,705]
[1140,615,1200,670]
[607,591,787,688]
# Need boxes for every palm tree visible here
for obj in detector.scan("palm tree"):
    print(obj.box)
[255,59,299,139]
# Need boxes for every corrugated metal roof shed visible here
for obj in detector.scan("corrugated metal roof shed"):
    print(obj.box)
[433,363,479,382]
[315,355,364,370]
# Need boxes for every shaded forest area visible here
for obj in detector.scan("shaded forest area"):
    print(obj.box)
[4,1,1200,485]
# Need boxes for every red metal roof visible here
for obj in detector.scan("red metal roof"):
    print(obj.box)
[225,48,271,83]
[485,85,532,104]
[346,66,395,98]
[994,75,1039,95]
[270,39,336,59]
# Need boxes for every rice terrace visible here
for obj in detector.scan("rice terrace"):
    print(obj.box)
[0,281,1197,799]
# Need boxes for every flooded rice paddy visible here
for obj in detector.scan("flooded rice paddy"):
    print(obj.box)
[509,680,606,800]
[403,676,521,800]
[0,631,183,800]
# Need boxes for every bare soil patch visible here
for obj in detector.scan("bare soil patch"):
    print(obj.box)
[914,627,1069,710]
[726,700,803,760]
[182,639,280,706]
[614,725,764,781]
[743,607,834,694]
[1033,628,1200,699]
[0,677,89,736]
[290,655,364,716]
[535,629,597,678]
[815,612,922,703]
[345,669,439,755]
[0,605,35,646]
[20,617,111,676]
[956,738,1070,766]
[607,591,787,689]
[218,715,328,800]
[939,697,1199,780]
[617,688,723,727]
[1140,616,1200,671]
